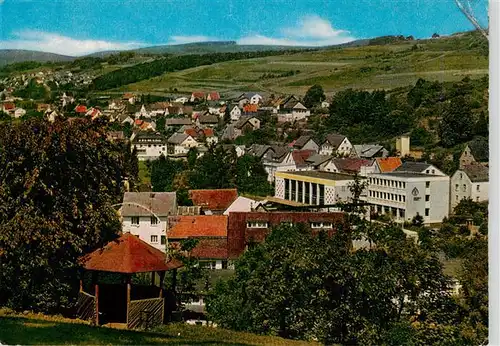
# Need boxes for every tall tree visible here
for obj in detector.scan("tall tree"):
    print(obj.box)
[0,118,128,313]
[303,84,326,108]
[438,96,475,147]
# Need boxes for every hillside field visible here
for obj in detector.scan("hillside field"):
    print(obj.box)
[117,34,488,97]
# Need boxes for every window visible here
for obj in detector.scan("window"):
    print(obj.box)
[425,208,429,217]
[456,195,459,201]
[426,170,429,174]
[131,216,139,225]
[151,216,159,225]
[455,184,459,191]
[403,195,406,202]
[403,182,406,189]
[322,222,333,228]
[150,235,158,243]
[425,195,430,202]
[311,222,332,229]
[463,184,466,192]
[425,182,430,188]
[431,169,435,174]
[460,173,463,179]
[477,185,480,192]
[161,235,166,245]
[476,197,480,202]
[247,221,268,228]
[311,222,323,228]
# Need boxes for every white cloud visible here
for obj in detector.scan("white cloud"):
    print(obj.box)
[169,35,219,45]
[0,30,147,56]
[237,15,356,47]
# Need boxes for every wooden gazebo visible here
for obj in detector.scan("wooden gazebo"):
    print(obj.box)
[77,233,182,329]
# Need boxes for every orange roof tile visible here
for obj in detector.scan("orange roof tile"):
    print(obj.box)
[188,189,238,211]
[168,215,228,239]
[75,105,87,113]
[376,157,402,173]
[80,233,182,274]
[243,104,258,113]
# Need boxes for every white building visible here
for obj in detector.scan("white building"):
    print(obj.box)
[120,192,177,251]
[229,105,242,122]
[167,133,198,155]
[274,171,356,205]
[450,164,489,211]
[130,131,167,161]
[367,172,450,225]
[319,134,353,157]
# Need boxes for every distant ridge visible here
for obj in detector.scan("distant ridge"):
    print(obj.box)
[0,49,75,65]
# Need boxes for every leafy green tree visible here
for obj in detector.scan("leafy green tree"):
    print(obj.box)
[0,118,128,313]
[438,96,475,147]
[303,84,326,108]
[235,154,273,196]
[151,155,186,192]
[207,221,457,344]
[189,145,237,189]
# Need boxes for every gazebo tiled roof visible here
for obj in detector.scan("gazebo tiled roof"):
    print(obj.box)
[80,233,182,274]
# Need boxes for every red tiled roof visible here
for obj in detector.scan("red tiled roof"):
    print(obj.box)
[3,102,15,110]
[75,105,87,113]
[192,92,205,98]
[184,128,199,138]
[243,104,258,113]
[168,215,228,239]
[203,128,214,137]
[80,233,182,274]
[135,119,143,125]
[376,157,402,173]
[333,158,373,173]
[292,150,315,166]
[191,238,228,259]
[123,93,135,99]
[208,92,220,100]
[189,189,238,211]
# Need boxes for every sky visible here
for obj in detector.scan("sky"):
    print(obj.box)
[0,0,489,56]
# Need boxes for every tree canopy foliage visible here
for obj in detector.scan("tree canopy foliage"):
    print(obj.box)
[0,118,133,313]
[303,84,325,108]
[206,220,477,344]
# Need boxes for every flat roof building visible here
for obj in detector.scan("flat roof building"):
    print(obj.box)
[274,171,357,206]
[367,172,450,225]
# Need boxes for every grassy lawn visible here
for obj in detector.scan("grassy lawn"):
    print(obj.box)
[118,35,487,96]
[0,311,317,345]
[138,161,151,186]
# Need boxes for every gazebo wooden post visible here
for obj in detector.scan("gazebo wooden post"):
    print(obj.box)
[126,274,131,326]
[158,271,165,298]
[91,271,99,325]
[151,271,156,286]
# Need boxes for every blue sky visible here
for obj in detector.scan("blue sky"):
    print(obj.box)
[0,0,489,56]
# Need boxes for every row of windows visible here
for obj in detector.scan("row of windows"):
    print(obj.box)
[369,178,406,189]
[131,216,160,225]
[455,184,481,192]
[137,144,166,149]
[137,139,163,143]
[247,221,334,229]
[370,190,406,202]
[455,195,481,202]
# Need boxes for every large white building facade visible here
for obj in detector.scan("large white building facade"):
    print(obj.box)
[131,131,167,161]
[274,171,356,205]
[367,172,450,225]
[450,164,489,211]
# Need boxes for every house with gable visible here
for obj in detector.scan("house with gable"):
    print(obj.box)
[394,162,446,177]
[229,104,242,122]
[206,91,220,101]
[183,126,218,146]
[167,133,198,156]
[131,131,167,161]
[222,115,260,141]
[188,189,239,215]
[459,142,488,169]
[196,114,219,128]
[165,118,193,131]
[135,104,151,119]
[237,92,262,106]
[450,164,489,211]
[122,93,136,104]
[319,133,353,157]
[290,135,320,152]
[190,91,206,103]
[277,95,311,122]
[120,192,177,251]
